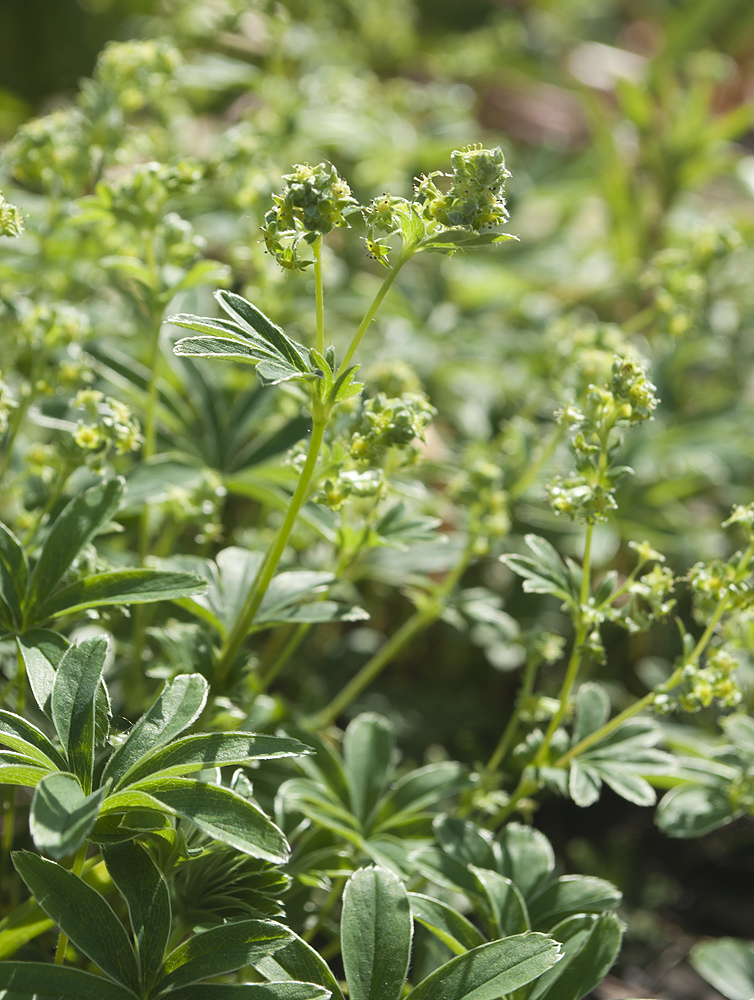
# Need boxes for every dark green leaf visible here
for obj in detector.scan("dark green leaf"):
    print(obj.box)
[216,290,309,372]
[470,866,529,937]
[343,714,394,826]
[102,673,208,788]
[165,985,331,1000]
[0,522,25,629]
[16,630,69,717]
[135,778,289,862]
[51,637,108,790]
[157,919,292,992]
[253,932,345,1000]
[27,479,123,615]
[408,893,486,955]
[655,785,737,838]
[12,852,139,991]
[691,937,754,1000]
[533,911,623,1000]
[527,877,622,931]
[38,569,205,620]
[497,823,555,900]
[573,684,610,745]
[122,732,311,785]
[341,867,412,1000]
[409,933,562,1000]
[30,773,107,860]
[103,841,171,992]
[597,765,656,806]
[434,816,498,870]
[0,708,66,770]
[0,962,137,999]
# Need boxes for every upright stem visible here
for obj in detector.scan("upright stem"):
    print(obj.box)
[313,546,473,727]
[313,236,325,356]
[533,521,594,767]
[54,844,87,963]
[214,416,328,686]
[338,256,408,375]
[485,653,541,777]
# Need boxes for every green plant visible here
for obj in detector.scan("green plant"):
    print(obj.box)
[2,5,754,997]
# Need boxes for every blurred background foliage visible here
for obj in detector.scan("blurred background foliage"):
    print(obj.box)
[3,1,754,995]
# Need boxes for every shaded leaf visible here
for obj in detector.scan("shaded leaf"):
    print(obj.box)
[30,773,107,860]
[38,569,205,620]
[12,852,139,991]
[409,892,486,955]
[51,637,108,790]
[341,867,412,1000]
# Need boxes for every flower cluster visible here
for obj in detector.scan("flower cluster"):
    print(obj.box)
[687,554,754,621]
[641,226,742,338]
[414,144,511,231]
[449,455,510,553]
[349,392,435,463]
[6,109,91,197]
[654,648,742,714]
[73,390,143,457]
[89,39,183,115]
[262,161,358,271]
[0,192,23,237]
[548,356,658,523]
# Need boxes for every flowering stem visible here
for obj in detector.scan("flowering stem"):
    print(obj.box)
[484,654,541,778]
[214,415,328,687]
[338,254,409,374]
[54,843,87,963]
[533,520,594,767]
[313,544,473,727]
[313,236,325,356]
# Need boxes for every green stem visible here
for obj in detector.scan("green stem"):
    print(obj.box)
[215,417,328,686]
[313,236,325,356]
[509,423,564,500]
[338,255,408,375]
[314,546,472,727]
[0,395,32,490]
[485,654,541,777]
[302,876,345,943]
[533,521,594,767]
[255,622,311,697]
[54,844,87,964]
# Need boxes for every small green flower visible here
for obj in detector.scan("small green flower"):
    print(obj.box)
[0,192,23,237]
[414,144,511,232]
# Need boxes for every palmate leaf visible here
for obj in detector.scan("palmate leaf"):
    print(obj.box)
[528,912,624,1000]
[340,867,413,1000]
[171,548,366,635]
[410,933,562,1000]
[500,535,577,608]
[30,772,108,859]
[417,229,518,252]
[102,673,208,788]
[26,478,123,618]
[171,290,321,388]
[50,637,107,790]
[13,852,140,992]
[103,841,171,994]
[0,962,136,999]
[156,918,293,993]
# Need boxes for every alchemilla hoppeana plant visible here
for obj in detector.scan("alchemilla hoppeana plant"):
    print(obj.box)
[1,7,753,999]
